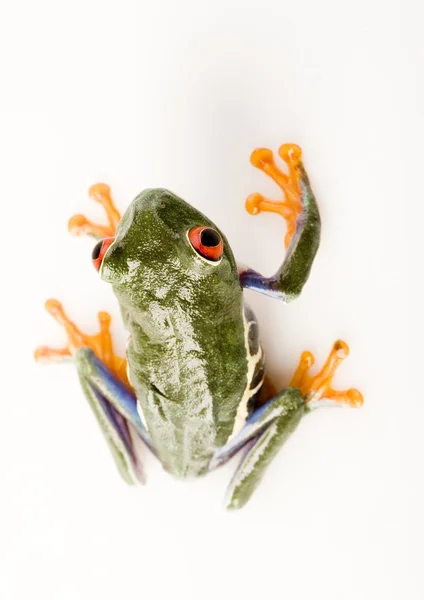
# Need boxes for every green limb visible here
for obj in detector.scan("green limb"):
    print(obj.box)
[240,164,321,301]
[225,388,305,510]
[75,348,151,485]
[78,371,138,485]
[272,166,321,300]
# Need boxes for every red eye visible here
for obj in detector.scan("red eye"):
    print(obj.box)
[188,227,223,262]
[92,237,115,271]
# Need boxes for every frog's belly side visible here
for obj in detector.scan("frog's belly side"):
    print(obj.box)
[126,303,264,478]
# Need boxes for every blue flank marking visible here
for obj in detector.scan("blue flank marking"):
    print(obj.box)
[92,386,136,460]
[238,268,283,299]
[209,401,273,470]
[89,353,154,452]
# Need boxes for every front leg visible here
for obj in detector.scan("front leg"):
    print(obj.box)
[240,144,321,301]
[68,183,121,239]
[211,341,363,510]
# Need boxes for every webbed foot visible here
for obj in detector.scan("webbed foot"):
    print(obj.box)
[290,340,363,408]
[34,299,129,387]
[68,183,121,239]
[246,144,303,248]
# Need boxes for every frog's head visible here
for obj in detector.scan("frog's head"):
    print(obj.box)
[91,189,241,315]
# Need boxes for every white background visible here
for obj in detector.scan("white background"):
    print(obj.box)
[0,1,421,599]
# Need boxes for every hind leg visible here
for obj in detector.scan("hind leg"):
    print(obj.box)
[35,300,153,484]
[210,340,363,510]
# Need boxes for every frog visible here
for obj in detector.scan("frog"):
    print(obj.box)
[35,143,363,509]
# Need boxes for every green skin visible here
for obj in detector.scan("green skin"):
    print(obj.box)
[103,190,250,477]
[75,164,322,509]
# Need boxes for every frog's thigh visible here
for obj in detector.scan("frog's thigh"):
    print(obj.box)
[75,347,152,485]
[223,388,305,510]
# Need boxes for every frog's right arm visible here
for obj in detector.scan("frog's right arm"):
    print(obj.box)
[239,144,321,302]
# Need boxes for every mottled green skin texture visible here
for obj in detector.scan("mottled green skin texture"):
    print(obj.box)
[101,189,249,477]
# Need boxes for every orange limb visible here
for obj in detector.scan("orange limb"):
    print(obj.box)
[290,340,363,408]
[246,143,303,248]
[34,299,130,387]
[68,183,121,238]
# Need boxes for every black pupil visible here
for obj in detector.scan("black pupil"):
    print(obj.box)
[92,240,103,260]
[200,228,220,247]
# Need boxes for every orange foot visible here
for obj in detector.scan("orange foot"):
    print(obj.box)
[34,299,129,387]
[68,183,121,239]
[246,143,303,248]
[290,340,363,408]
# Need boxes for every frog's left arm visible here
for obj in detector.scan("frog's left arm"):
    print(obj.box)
[239,144,321,301]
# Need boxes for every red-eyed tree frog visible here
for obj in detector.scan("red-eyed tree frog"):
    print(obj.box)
[35,143,362,509]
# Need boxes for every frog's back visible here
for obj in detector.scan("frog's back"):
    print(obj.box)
[125,297,264,477]
[103,188,264,477]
